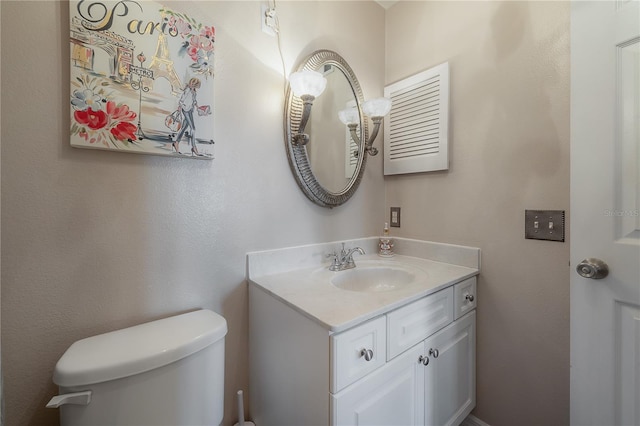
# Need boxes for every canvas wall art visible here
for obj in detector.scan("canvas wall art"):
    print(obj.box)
[70,0,215,159]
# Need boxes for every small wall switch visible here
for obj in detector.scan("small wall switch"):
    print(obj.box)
[390,207,401,227]
[525,210,565,242]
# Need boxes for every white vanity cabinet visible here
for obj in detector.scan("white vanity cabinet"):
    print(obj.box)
[332,310,476,426]
[249,276,477,426]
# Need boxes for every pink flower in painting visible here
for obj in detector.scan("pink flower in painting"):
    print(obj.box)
[187,45,199,62]
[74,108,108,130]
[189,34,214,53]
[105,101,137,140]
[175,17,192,37]
[106,101,136,123]
[200,26,215,41]
[110,121,137,141]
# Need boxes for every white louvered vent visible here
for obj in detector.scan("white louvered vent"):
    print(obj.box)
[384,62,449,175]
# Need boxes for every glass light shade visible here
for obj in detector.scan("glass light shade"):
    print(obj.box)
[338,107,360,125]
[289,70,327,98]
[362,97,393,118]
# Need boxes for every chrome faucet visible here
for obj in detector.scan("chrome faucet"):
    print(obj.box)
[327,243,365,271]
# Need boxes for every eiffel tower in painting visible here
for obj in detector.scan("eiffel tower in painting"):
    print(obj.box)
[146,31,183,95]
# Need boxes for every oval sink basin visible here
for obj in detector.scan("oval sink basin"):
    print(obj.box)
[331,265,419,292]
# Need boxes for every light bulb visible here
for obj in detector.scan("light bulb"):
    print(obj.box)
[289,70,327,98]
[338,107,360,125]
[362,97,393,118]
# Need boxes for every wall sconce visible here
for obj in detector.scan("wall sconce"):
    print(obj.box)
[338,97,392,156]
[289,70,327,146]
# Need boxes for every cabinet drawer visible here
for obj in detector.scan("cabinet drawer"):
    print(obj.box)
[387,287,454,360]
[454,277,477,320]
[331,316,386,393]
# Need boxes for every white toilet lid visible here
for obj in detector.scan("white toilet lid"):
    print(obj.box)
[53,309,227,387]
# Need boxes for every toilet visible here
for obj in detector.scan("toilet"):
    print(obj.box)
[47,309,227,426]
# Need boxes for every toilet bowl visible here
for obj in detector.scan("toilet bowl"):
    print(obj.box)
[47,309,227,426]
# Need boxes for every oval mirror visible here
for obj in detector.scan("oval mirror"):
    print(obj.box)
[284,50,368,208]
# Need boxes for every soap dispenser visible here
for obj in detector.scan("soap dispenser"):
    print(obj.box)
[378,222,394,257]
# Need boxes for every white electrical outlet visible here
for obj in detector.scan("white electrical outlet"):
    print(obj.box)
[261,4,277,36]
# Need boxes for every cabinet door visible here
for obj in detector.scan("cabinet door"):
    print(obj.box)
[332,344,425,426]
[423,311,475,426]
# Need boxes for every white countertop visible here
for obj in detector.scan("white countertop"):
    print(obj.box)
[247,238,480,333]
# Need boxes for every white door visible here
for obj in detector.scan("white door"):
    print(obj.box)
[332,345,425,426]
[423,312,475,426]
[570,1,640,426]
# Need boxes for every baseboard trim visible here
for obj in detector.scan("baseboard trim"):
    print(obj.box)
[460,414,491,426]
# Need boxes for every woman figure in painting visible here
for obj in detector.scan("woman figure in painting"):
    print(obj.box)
[173,77,203,156]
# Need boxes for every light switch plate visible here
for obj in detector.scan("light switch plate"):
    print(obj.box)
[390,207,401,227]
[525,210,565,242]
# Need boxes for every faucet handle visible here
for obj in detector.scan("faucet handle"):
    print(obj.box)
[326,252,340,271]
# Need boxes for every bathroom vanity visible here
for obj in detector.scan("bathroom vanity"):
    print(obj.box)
[248,238,479,426]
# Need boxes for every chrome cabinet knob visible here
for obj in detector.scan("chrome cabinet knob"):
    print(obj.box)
[418,355,429,366]
[465,294,475,302]
[576,258,609,279]
[360,348,374,361]
[428,348,439,358]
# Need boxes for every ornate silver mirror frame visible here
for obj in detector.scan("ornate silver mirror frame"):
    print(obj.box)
[284,50,368,208]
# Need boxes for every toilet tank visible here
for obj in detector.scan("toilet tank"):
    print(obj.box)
[48,309,227,426]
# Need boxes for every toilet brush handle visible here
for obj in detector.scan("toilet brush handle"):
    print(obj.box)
[237,390,245,425]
